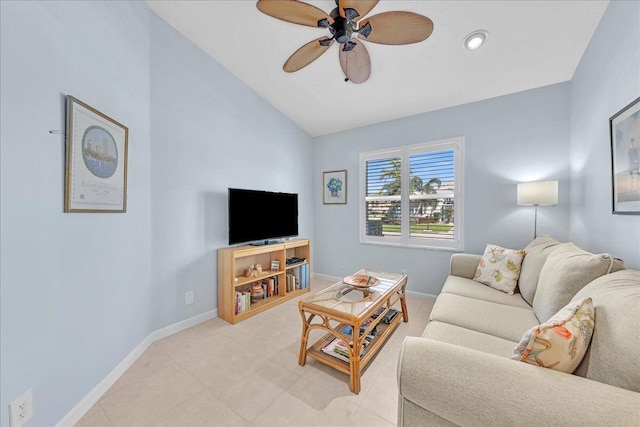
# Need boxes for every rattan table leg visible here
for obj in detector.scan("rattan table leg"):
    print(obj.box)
[349,340,362,394]
[298,307,310,366]
[400,285,409,322]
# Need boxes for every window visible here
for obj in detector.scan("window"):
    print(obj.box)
[359,138,464,250]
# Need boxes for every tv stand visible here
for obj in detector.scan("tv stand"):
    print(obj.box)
[250,239,280,246]
[218,239,310,324]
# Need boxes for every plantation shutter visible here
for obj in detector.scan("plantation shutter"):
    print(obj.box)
[364,153,402,240]
[359,139,463,250]
[408,149,455,241]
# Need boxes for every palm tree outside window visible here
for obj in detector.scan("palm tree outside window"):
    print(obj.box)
[359,138,464,250]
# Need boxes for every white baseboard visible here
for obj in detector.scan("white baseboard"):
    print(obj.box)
[57,308,217,427]
[148,308,217,342]
[406,290,438,300]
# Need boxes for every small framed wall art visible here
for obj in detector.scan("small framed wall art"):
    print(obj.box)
[323,170,347,204]
[65,96,129,213]
[610,96,640,214]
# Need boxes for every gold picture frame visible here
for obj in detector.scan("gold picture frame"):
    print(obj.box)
[64,96,128,213]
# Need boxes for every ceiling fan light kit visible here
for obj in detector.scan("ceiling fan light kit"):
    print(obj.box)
[464,30,489,50]
[256,0,434,84]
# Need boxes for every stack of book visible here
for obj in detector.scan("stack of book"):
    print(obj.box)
[298,264,310,289]
[286,273,297,292]
[321,335,372,363]
[289,264,310,290]
[234,290,251,314]
[341,319,378,340]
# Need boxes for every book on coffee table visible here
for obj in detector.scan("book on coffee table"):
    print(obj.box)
[320,336,371,362]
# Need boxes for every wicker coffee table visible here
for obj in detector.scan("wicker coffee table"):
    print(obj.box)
[297,269,408,394]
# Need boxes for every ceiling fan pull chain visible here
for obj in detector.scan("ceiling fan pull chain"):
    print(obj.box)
[344,55,350,82]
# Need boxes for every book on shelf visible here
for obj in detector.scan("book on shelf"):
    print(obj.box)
[320,336,372,362]
[341,319,378,339]
[300,263,309,288]
[235,290,252,314]
[295,264,309,289]
[286,273,298,292]
[261,277,275,297]
[293,268,301,289]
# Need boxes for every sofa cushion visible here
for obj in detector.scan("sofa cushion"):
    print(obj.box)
[532,243,616,323]
[473,244,525,294]
[422,321,517,357]
[441,275,531,308]
[572,270,640,393]
[518,235,562,306]
[511,297,594,373]
[429,293,539,342]
[449,253,482,279]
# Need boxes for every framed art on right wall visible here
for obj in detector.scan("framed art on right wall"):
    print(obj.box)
[610,96,640,214]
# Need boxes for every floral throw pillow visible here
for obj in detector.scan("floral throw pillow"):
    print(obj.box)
[511,297,594,373]
[473,244,525,294]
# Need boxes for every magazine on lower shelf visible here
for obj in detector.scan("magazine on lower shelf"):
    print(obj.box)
[320,336,371,362]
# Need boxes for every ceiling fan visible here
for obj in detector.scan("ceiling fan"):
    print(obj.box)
[256,0,434,84]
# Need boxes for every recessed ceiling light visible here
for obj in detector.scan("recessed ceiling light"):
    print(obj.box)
[464,30,489,50]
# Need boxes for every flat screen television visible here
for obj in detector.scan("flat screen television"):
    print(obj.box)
[228,188,299,245]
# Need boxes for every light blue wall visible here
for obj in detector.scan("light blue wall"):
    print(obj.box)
[148,13,314,329]
[569,1,640,268]
[313,83,571,294]
[1,0,636,425]
[0,1,152,425]
[0,3,314,426]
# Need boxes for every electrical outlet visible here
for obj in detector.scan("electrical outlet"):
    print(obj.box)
[9,389,33,427]
[185,290,194,305]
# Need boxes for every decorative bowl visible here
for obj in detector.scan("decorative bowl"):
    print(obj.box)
[343,274,379,288]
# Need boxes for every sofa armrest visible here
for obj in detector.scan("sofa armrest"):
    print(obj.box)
[398,337,640,426]
[449,253,481,279]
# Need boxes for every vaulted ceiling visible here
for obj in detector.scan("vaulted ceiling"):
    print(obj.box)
[147,1,608,136]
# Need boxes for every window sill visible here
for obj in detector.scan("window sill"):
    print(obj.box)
[359,240,464,252]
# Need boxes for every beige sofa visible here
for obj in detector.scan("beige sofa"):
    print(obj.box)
[397,236,640,426]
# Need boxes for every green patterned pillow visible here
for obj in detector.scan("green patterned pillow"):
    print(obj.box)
[511,297,594,373]
[473,244,525,294]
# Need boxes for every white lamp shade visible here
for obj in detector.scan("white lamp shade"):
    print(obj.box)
[517,180,558,206]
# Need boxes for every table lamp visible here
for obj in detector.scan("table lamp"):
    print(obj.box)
[517,180,558,240]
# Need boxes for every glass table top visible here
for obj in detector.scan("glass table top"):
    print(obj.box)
[300,269,406,318]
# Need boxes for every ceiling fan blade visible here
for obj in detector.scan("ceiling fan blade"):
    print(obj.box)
[256,0,331,28]
[339,0,379,21]
[284,37,334,72]
[358,11,433,45]
[339,39,371,84]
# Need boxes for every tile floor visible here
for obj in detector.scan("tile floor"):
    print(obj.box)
[76,279,435,427]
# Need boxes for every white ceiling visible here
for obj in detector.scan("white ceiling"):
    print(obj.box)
[146,1,608,137]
